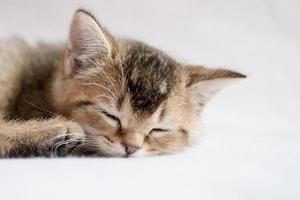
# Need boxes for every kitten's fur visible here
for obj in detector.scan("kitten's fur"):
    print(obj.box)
[0,10,245,158]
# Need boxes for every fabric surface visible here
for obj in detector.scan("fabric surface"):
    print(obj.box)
[0,0,299,199]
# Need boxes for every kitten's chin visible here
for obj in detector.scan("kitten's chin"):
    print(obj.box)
[97,146,127,158]
[90,148,127,158]
[104,148,146,158]
[82,138,128,158]
[100,148,147,158]
[105,152,127,158]
[126,149,146,158]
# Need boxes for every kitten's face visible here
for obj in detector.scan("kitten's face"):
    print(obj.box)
[52,10,245,157]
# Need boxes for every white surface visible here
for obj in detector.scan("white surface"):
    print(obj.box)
[0,0,299,200]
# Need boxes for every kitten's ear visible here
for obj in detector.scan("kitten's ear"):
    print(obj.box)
[183,65,246,103]
[64,9,113,75]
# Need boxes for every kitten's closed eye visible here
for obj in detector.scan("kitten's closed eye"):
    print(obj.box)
[100,110,121,124]
[97,108,122,129]
[75,100,122,128]
[149,128,168,135]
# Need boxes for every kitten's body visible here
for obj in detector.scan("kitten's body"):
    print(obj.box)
[0,10,245,158]
[0,41,76,157]
[0,40,62,119]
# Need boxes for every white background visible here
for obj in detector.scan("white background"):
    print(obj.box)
[0,0,299,199]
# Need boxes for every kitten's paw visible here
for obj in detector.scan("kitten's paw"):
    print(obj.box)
[40,122,85,157]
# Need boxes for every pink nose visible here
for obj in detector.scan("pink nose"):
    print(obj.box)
[122,142,140,156]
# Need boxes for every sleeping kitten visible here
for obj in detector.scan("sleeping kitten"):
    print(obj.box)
[0,9,245,158]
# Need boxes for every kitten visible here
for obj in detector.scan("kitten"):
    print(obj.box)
[0,9,245,158]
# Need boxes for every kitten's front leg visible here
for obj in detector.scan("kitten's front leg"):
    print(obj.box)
[0,118,85,158]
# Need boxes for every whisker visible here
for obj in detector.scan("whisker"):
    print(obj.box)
[94,94,117,104]
[23,100,57,117]
[82,82,117,101]
[51,137,85,157]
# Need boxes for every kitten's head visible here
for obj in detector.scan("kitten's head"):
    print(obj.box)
[52,10,246,157]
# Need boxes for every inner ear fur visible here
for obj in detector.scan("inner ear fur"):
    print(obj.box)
[64,9,116,75]
[183,65,246,102]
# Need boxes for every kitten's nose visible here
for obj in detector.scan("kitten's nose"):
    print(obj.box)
[122,142,140,156]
